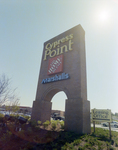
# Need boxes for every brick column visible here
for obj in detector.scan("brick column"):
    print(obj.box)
[31,100,52,123]
[65,98,91,134]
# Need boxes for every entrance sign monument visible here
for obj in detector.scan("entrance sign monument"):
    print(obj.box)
[31,25,91,134]
[92,109,112,122]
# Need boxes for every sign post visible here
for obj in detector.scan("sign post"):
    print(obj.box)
[91,109,112,138]
[109,123,111,140]
[93,121,95,132]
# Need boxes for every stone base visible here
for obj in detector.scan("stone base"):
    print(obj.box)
[65,99,91,134]
[31,100,52,123]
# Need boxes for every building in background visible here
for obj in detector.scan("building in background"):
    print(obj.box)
[0,105,65,117]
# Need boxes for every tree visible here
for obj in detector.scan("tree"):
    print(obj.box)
[11,100,20,114]
[0,74,19,106]
[5,99,20,114]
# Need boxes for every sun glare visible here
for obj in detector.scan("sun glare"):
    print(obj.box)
[99,10,109,22]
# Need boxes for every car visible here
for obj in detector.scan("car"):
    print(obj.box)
[112,121,118,128]
[54,116,65,121]
[101,121,118,128]
[101,122,108,127]
[18,116,27,124]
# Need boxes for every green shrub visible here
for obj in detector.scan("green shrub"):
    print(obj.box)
[55,119,60,124]
[98,141,103,150]
[60,121,64,129]
[37,120,41,126]
[22,115,30,120]
[78,146,83,150]
[115,141,118,147]
[29,120,37,127]
[61,142,69,150]
[28,117,31,123]
[73,139,81,146]
[43,120,50,129]
[68,143,75,150]
[51,123,56,131]
[51,120,57,131]
[89,138,97,146]
[84,143,90,148]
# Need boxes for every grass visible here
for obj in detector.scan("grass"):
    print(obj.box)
[0,114,118,149]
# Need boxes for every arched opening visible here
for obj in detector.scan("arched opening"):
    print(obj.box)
[51,91,67,111]
[51,91,67,120]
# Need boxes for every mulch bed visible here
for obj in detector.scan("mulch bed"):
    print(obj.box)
[0,122,62,150]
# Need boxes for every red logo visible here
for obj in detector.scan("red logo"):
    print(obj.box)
[48,55,64,75]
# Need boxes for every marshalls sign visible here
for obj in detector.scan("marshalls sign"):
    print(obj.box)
[91,109,112,122]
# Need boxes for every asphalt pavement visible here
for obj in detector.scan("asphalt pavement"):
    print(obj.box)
[91,124,118,132]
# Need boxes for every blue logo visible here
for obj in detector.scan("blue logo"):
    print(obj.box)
[42,73,70,84]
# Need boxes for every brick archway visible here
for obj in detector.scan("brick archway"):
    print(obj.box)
[41,85,70,102]
[31,25,91,134]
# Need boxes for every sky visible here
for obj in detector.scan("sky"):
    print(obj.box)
[0,0,118,113]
